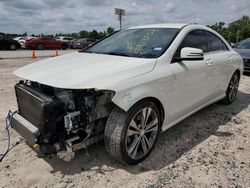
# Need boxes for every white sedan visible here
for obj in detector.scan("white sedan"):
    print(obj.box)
[12,23,243,165]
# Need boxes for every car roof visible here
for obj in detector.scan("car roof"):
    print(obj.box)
[127,23,189,29]
[241,38,250,42]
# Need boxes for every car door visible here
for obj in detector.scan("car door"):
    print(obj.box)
[170,30,209,120]
[204,31,232,99]
[42,38,55,48]
[50,39,60,48]
[0,34,9,49]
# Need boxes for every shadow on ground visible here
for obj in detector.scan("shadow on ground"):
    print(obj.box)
[43,90,250,175]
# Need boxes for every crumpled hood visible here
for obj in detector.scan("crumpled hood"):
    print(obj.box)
[14,52,156,89]
[234,49,250,59]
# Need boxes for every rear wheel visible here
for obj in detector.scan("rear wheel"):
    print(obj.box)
[104,100,160,165]
[61,43,68,50]
[36,43,44,50]
[221,72,240,104]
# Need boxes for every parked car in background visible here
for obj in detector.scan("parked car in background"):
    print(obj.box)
[13,36,26,49]
[234,38,250,73]
[12,23,243,165]
[12,36,38,49]
[25,37,68,50]
[13,36,26,41]
[0,33,21,50]
[72,38,96,49]
[69,39,77,49]
[56,36,74,42]
[56,36,74,46]
[19,36,37,49]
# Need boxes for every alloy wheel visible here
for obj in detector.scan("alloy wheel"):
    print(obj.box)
[37,44,44,50]
[228,74,239,102]
[125,107,159,160]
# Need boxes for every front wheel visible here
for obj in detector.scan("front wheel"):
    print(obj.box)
[9,43,17,50]
[104,100,160,165]
[221,72,240,104]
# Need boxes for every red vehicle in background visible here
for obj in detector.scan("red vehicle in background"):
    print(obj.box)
[25,37,68,50]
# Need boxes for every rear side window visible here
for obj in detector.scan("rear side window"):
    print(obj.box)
[87,39,95,42]
[174,30,207,57]
[205,31,228,52]
[238,40,250,49]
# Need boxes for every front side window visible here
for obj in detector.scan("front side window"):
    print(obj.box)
[205,31,228,52]
[64,37,73,40]
[238,40,250,49]
[174,30,207,57]
[83,28,180,58]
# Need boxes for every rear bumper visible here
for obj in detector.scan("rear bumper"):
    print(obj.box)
[244,65,250,72]
[12,113,39,146]
[243,59,250,72]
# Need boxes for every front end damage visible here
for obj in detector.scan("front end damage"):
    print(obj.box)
[11,80,115,157]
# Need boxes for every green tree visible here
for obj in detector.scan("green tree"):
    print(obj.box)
[79,30,89,38]
[107,26,115,35]
[208,15,250,43]
[227,15,250,42]
[88,30,98,39]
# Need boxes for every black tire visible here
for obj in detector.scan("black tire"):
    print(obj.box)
[61,43,68,50]
[221,72,240,105]
[104,100,160,165]
[9,43,17,50]
[36,43,44,50]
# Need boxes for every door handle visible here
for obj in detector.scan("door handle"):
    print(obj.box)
[205,59,213,66]
[228,56,233,61]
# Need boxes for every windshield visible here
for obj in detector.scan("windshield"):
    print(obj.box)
[83,28,180,58]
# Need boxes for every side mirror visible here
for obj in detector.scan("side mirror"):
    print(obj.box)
[175,47,204,61]
[230,43,236,48]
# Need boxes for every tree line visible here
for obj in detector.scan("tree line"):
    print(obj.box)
[207,15,250,43]
[4,26,115,40]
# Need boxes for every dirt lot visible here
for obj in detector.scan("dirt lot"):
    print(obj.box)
[0,57,249,188]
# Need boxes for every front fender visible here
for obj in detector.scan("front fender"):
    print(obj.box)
[112,85,165,112]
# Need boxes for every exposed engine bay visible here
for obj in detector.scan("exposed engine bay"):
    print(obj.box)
[13,80,115,156]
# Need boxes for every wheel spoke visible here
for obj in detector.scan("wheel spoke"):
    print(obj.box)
[229,88,235,101]
[129,119,140,131]
[128,136,141,158]
[145,119,158,133]
[141,108,152,128]
[145,108,152,125]
[235,82,239,89]
[229,81,234,89]
[141,136,149,154]
[127,129,140,136]
[229,90,233,101]
[141,108,147,127]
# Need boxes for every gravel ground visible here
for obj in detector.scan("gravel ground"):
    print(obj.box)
[0,49,76,59]
[0,57,249,188]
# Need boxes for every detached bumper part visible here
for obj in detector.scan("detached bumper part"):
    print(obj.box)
[11,113,63,156]
[11,113,39,146]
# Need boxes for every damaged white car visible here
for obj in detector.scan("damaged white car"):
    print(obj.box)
[10,24,243,165]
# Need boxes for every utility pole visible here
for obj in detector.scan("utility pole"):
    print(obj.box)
[114,8,125,30]
[236,30,240,43]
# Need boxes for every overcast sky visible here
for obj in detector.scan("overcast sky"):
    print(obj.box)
[0,0,249,34]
